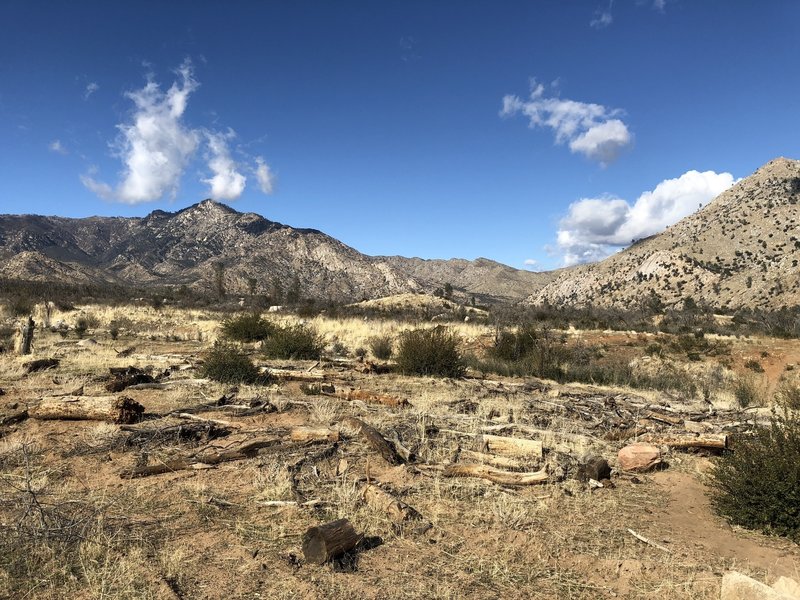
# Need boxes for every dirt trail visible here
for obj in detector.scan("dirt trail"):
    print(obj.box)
[651,469,800,579]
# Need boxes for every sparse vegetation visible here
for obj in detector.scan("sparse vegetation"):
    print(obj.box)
[201,341,265,384]
[220,312,275,342]
[368,334,394,360]
[396,326,464,378]
[710,409,800,541]
[261,322,323,360]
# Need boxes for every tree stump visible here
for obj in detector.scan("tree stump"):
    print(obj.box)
[302,518,361,565]
[19,316,35,355]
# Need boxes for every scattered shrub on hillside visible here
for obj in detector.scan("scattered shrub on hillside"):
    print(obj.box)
[202,342,265,384]
[744,359,765,373]
[221,313,275,342]
[488,324,569,380]
[74,317,89,339]
[775,382,800,410]
[354,346,367,359]
[733,375,761,408]
[261,323,323,360]
[396,326,464,378]
[0,325,15,353]
[710,409,800,541]
[368,334,394,360]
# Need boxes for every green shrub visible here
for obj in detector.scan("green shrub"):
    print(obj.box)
[261,323,323,360]
[396,326,464,378]
[488,324,568,380]
[368,334,394,360]
[221,313,275,342]
[744,359,765,373]
[202,342,265,384]
[775,382,800,410]
[733,375,761,408]
[74,317,89,339]
[710,410,800,541]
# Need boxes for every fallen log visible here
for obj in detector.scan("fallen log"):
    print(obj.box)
[478,434,543,459]
[106,366,155,392]
[334,388,410,408]
[362,484,431,533]
[265,368,326,382]
[458,449,524,469]
[23,357,59,374]
[636,432,727,450]
[0,409,29,427]
[481,425,601,455]
[443,463,548,486]
[31,395,144,424]
[302,518,362,565]
[119,436,281,478]
[340,417,402,465]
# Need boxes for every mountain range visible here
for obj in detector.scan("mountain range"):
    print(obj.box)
[1,156,798,310]
[0,199,552,303]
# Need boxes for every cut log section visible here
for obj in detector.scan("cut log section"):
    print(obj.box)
[302,518,362,565]
[443,463,548,486]
[340,417,402,465]
[31,395,144,424]
[636,432,727,450]
[478,434,543,459]
[362,484,432,533]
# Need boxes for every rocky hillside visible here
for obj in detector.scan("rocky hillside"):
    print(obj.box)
[528,157,800,311]
[0,200,548,303]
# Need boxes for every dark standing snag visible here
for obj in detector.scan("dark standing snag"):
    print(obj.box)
[340,416,403,465]
[19,316,35,355]
[302,518,362,565]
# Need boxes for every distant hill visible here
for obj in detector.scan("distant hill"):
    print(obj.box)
[528,157,800,311]
[0,200,552,303]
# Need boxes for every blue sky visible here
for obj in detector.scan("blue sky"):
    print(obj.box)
[1,1,798,270]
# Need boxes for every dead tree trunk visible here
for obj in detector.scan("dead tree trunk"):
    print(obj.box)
[19,317,35,355]
[636,432,727,450]
[478,434,543,459]
[340,417,402,465]
[443,463,548,486]
[302,518,362,565]
[30,395,144,424]
[362,484,431,533]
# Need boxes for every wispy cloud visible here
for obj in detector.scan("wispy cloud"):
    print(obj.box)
[202,130,246,200]
[590,1,614,29]
[84,82,99,100]
[400,36,421,62]
[556,170,736,266]
[501,80,633,165]
[48,139,68,155]
[523,258,540,271]
[254,156,274,195]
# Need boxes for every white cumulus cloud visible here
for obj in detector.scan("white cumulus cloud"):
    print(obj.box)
[254,156,274,195]
[82,61,201,204]
[556,169,736,266]
[501,81,633,165]
[202,130,247,200]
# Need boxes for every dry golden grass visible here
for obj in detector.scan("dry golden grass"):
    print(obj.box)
[0,304,799,598]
